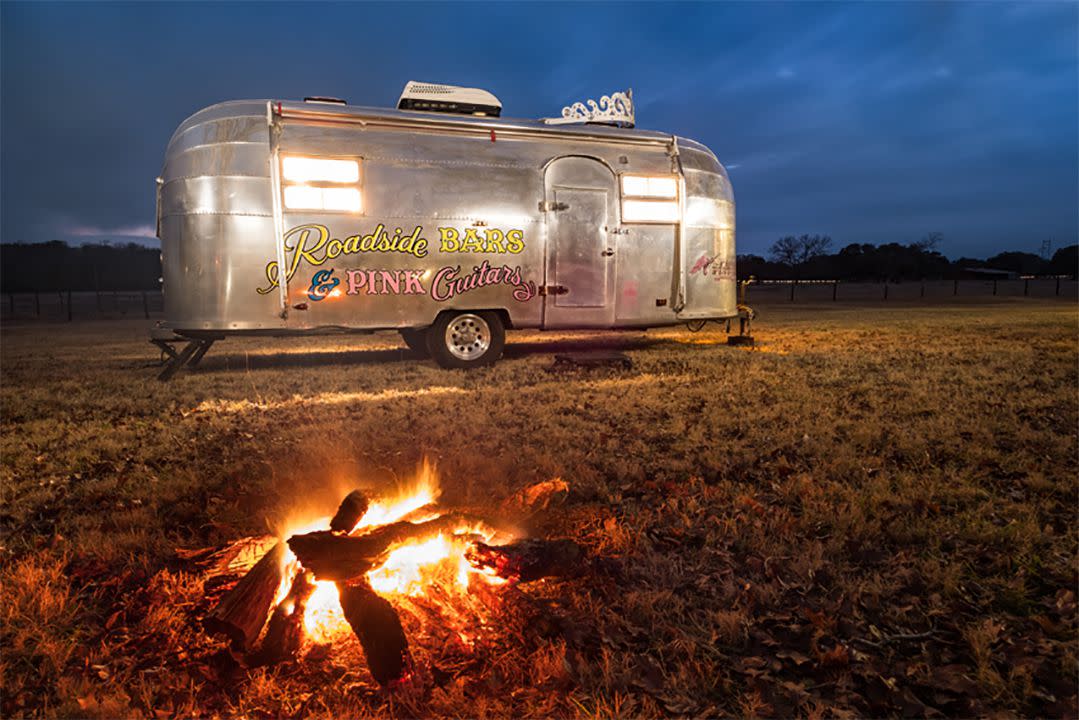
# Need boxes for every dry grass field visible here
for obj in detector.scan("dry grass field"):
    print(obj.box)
[1,299,1076,718]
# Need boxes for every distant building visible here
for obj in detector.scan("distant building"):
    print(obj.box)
[960,267,1018,280]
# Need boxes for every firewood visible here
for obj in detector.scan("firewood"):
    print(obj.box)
[203,542,293,652]
[330,490,370,534]
[177,535,278,579]
[288,513,489,581]
[465,539,584,582]
[337,580,413,685]
[249,570,315,666]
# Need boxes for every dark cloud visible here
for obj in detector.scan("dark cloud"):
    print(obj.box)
[2,1,1076,258]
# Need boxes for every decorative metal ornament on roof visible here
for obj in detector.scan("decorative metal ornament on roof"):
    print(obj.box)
[543,89,634,128]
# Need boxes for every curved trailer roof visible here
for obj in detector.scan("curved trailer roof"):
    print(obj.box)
[167,99,726,172]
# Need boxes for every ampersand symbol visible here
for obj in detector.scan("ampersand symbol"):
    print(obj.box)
[307,269,339,302]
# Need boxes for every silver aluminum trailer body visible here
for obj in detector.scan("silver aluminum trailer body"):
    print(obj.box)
[156,99,737,369]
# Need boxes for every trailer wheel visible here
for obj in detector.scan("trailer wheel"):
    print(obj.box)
[427,311,505,369]
[399,328,430,357]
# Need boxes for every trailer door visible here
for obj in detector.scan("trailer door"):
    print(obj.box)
[543,157,617,328]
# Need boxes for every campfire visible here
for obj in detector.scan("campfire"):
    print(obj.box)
[195,466,581,686]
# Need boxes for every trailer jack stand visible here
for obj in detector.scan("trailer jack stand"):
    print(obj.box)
[152,337,216,381]
[727,309,756,347]
[728,278,756,346]
[727,316,755,347]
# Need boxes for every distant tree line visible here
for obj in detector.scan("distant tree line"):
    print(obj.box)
[0,237,1074,293]
[739,234,1077,282]
[0,241,161,292]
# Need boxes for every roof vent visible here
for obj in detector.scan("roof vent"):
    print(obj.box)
[397,81,501,117]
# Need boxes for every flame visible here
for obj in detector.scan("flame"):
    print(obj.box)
[303,581,348,644]
[365,532,504,596]
[284,515,332,538]
[352,467,439,531]
[278,462,509,645]
[368,534,454,595]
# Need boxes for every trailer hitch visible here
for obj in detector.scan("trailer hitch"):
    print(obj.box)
[151,332,222,381]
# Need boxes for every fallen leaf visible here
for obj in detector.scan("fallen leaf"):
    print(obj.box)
[927,664,978,695]
[818,643,850,668]
[776,649,812,666]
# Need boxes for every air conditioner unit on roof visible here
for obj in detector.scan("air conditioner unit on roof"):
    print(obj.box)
[397,81,502,117]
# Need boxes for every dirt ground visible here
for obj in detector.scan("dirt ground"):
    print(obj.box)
[2,298,1076,718]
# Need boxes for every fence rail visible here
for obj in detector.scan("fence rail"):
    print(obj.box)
[747,278,1077,303]
[0,290,164,322]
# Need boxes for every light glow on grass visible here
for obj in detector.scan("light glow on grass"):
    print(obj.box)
[188,387,469,415]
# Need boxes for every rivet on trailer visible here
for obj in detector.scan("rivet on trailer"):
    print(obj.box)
[150,81,751,380]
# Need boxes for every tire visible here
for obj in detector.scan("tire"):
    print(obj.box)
[427,311,505,369]
[399,328,429,357]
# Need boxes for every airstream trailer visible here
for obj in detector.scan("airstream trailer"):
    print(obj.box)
[153,82,743,378]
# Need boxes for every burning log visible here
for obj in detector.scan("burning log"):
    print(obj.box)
[202,542,293,652]
[249,570,315,666]
[466,538,584,582]
[338,580,413,685]
[288,513,490,581]
[330,490,370,534]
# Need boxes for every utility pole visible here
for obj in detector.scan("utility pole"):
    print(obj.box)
[1040,238,1052,261]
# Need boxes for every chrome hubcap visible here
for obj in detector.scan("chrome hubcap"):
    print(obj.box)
[445,314,490,361]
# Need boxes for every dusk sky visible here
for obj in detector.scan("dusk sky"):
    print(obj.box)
[1,1,1076,259]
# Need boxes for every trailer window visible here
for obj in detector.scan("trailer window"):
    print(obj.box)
[280,155,363,213]
[620,173,679,224]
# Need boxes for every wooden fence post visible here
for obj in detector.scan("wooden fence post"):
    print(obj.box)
[34,291,40,316]
[883,283,888,301]
[920,282,925,299]
[8,293,14,316]
[992,280,997,296]
[1056,278,1061,296]
[95,291,102,316]
[789,282,796,302]
[1024,279,1029,296]
[832,281,838,302]
[67,290,73,321]
[953,279,958,296]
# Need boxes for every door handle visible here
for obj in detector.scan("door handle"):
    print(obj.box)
[539,201,569,212]
[601,248,615,257]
